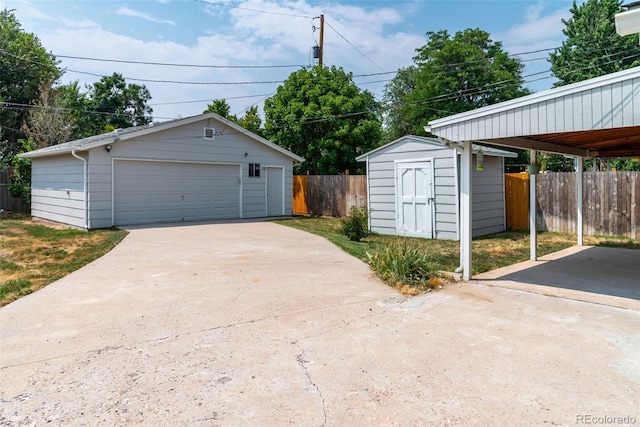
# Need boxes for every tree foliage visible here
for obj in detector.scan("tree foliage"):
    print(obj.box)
[383,29,530,140]
[0,8,61,163]
[90,73,153,133]
[549,0,640,87]
[22,84,73,149]
[203,99,263,137]
[264,65,382,174]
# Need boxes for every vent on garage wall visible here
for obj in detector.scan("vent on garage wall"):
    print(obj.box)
[204,127,216,140]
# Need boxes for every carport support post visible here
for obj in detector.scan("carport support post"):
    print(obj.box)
[529,150,537,261]
[577,156,584,246]
[461,141,472,280]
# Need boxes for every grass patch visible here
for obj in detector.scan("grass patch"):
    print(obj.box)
[274,216,639,296]
[0,214,128,307]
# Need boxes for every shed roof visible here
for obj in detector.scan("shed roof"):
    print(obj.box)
[426,67,640,158]
[20,112,304,162]
[356,135,517,161]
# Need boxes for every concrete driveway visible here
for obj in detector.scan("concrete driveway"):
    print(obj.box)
[1,221,638,426]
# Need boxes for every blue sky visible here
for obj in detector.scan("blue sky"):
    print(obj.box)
[1,0,577,121]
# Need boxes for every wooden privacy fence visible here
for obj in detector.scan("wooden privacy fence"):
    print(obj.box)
[293,175,367,217]
[0,170,29,214]
[505,173,529,230]
[505,171,639,239]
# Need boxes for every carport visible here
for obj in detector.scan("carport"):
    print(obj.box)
[426,66,640,282]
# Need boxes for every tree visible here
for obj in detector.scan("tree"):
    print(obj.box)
[0,8,61,164]
[238,105,262,136]
[89,73,152,133]
[264,65,382,174]
[383,29,530,140]
[549,0,640,87]
[203,99,235,120]
[21,84,73,149]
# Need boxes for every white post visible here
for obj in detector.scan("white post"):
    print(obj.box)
[461,141,472,280]
[529,150,537,261]
[577,156,584,246]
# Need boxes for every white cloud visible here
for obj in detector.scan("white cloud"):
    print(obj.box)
[117,6,176,26]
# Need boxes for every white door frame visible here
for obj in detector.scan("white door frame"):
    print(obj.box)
[264,165,285,216]
[394,158,435,238]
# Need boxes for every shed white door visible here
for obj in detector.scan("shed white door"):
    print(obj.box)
[266,166,284,216]
[396,161,434,238]
[114,160,240,225]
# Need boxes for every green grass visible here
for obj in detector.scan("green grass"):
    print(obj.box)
[0,215,128,306]
[274,216,640,295]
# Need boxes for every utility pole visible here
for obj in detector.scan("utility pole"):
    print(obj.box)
[318,14,324,68]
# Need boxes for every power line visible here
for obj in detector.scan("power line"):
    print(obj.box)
[191,0,313,19]
[324,19,386,73]
[55,54,304,69]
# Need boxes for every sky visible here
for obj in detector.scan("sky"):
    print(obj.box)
[1,0,578,122]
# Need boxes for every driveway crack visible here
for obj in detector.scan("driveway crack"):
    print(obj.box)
[294,345,327,427]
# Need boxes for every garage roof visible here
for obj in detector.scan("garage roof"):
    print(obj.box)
[426,67,640,158]
[20,112,304,162]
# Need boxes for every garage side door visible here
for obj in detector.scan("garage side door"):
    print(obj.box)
[396,161,434,238]
[114,161,240,226]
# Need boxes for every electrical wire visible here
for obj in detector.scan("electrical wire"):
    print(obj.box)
[323,19,386,73]
[191,0,313,19]
[54,54,304,69]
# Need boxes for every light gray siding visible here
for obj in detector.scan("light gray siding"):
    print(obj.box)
[364,137,458,240]
[430,69,639,141]
[84,118,294,228]
[471,156,506,237]
[362,136,509,241]
[31,155,86,228]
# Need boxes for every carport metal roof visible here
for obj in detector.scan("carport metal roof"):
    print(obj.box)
[427,67,640,158]
[426,67,640,281]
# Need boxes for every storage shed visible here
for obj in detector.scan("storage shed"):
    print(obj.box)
[356,135,517,240]
[20,113,304,229]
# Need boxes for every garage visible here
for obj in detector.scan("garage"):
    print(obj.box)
[113,160,241,225]
[21,113,303,229]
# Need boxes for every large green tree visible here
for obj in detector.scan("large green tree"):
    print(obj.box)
[383,29,530,140]
[203,99,263,136]
[549,0,640,86]
[90,72,152,133]
[0,8,61,163]
[264,65,382,174]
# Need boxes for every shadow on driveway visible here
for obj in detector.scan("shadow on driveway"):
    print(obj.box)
[473,245,640,310]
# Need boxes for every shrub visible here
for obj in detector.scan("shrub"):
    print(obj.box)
[365,239,435,291]
[341,206,369,241]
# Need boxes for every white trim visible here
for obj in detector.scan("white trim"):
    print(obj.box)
[111,157,243,225]
[460,142,472,280]
[577,156,584,246]
[71,150,88,230]
[264,165,285,216]
[365,157,371,231]
[529,150,538,261]
[453,148,460,242]
[501,157,507,232]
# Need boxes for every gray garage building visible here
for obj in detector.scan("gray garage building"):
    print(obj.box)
[356,135,517,240]
[20,113,303,229]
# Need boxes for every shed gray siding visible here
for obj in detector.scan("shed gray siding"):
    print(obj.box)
[362,136,509,241]
[31,155,85,228]
[365,138,459,240]
[86,119,294,229]
[470,155,506,237]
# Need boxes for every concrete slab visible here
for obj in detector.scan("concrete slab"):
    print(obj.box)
[473,245,640,310]
[1,222,639,426]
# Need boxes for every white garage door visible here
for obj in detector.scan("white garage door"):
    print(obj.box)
[114,160,240,226]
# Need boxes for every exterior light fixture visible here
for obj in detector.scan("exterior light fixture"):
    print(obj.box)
[105,144,112,152]
[476,149,484,171]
